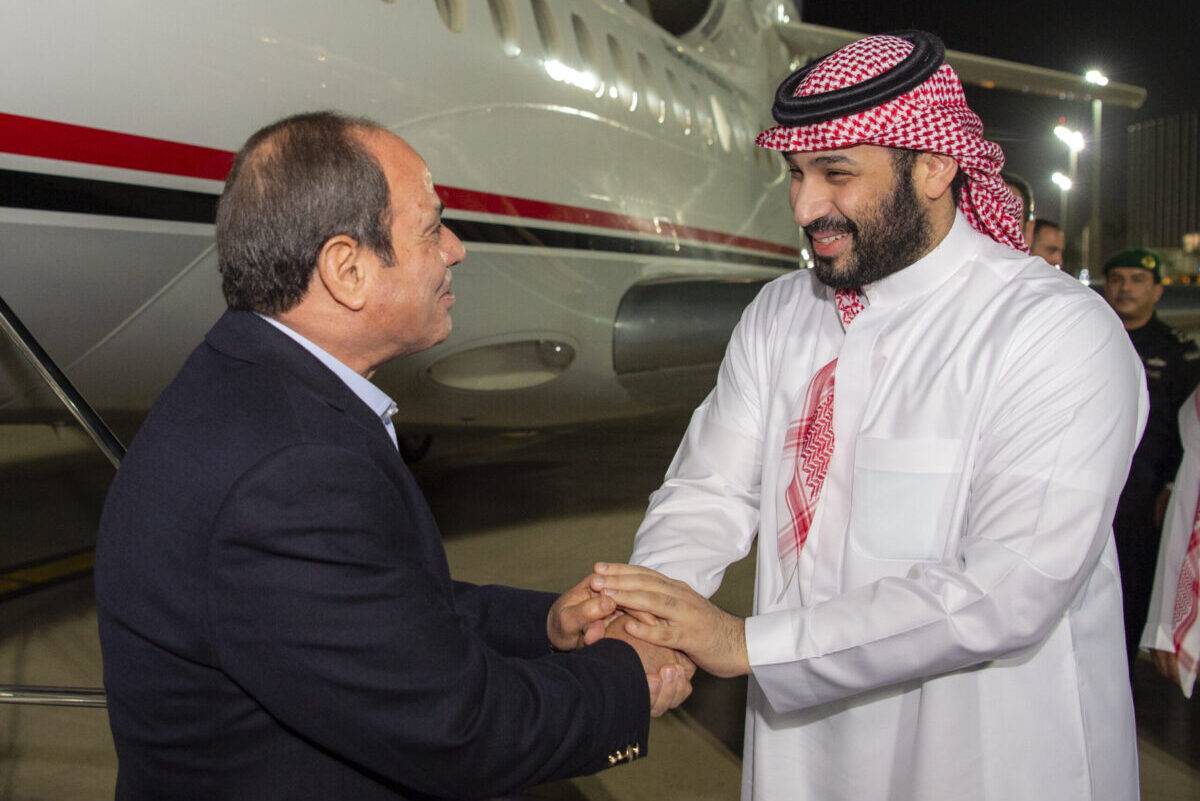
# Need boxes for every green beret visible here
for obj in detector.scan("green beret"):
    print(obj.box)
[1104,248,1163,283]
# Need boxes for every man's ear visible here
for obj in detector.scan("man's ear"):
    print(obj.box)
[916,153,959,201]
[316,235,368,311]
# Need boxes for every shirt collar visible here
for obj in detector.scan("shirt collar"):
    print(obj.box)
[256,314,398,426]
[857,211,981,308]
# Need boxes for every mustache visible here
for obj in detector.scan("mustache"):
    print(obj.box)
[804,215,857,238]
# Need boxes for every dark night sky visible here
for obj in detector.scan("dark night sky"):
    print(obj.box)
[796,0,1199,262]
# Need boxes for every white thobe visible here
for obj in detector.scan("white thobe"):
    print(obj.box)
[631,214,1147,801]
[1140,386,1200,697]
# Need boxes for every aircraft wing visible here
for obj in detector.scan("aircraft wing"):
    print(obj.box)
[775,22,1146,109]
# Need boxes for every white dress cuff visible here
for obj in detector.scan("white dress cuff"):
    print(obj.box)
[746,608,816,713]
[745,608,803,667]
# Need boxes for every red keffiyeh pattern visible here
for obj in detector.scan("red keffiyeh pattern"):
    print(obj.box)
[1172,524,1198,671]
[778,289,863,586]
[756,34,1027,252]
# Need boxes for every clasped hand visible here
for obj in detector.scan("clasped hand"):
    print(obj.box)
[547,573,694,717]
[548,563,752,717]
[589,563,750,680]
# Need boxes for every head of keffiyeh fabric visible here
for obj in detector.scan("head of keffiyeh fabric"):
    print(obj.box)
[755,31,1027,252]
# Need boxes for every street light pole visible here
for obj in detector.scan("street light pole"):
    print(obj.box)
[1054,124,1086,267]
[1084,100,1102,267]
[1052,171,1074,242]
[1067,147,1078,241]
[1084,70,1108,271]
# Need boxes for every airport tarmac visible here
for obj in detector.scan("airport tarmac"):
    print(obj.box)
[1,421,1198,800]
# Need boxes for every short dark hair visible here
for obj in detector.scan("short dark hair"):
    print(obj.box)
[891,148,967,206]
[216,111,394,315]
[1032,218,1061,239]
[1000,171,1034,221]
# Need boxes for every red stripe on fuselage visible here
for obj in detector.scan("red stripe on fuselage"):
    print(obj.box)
[0,113,234,181]
[0,113,798,259]
[435,185,799,258]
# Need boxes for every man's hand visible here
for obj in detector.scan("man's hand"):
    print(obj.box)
[603,614,694,717]
[547,574,616,651]
[592,563,751,679]
[1151,648,1181,687]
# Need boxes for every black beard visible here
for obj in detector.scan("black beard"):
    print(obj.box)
[806,171,932,290]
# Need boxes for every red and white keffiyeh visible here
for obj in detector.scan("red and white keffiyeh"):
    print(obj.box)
[756,34,1027,252]
[777,289,863,586]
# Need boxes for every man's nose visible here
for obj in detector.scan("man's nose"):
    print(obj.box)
[789,180,832,228]
[443,226,466,267]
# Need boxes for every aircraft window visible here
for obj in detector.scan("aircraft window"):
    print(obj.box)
[637,51,666,124]
[531,0,561,59]
[710,95,732,153]
[620,0,653,18]
[433,0,465,33]
[606,34,636,112]
[571,14,598,74]
[664,68,691,135]
[739,99,759,160]
[488,0,520,57]
[638,0,712,37]
[691,81,715,147]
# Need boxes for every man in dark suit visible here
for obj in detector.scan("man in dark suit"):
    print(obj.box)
[94,111,692,801]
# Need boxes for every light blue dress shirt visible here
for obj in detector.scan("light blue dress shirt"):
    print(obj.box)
[257,315,399,450]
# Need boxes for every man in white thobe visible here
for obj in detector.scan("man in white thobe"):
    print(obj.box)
[590,32,1147,800]
[1141,385,1200,696]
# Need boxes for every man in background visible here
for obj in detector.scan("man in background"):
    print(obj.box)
[1002,170,1036,243]
[95,111,691,801]
[1140,383,1200,697]
[1030,218,1065,266]
[1105,248,1200,668]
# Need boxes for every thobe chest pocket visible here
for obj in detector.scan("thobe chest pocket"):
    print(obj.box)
[849,437,962,561]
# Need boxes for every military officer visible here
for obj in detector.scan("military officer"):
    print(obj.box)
[1104,248,1200,667]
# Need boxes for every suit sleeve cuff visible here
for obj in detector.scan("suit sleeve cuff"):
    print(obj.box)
[506,588,557,658]
[573,638,652,768]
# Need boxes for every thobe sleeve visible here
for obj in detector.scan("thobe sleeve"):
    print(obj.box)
[1140,393,1200,653]
[746,296,1148,712]
[628,286,774,596]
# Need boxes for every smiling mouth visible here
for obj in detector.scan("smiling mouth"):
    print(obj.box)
[812,233,850,245]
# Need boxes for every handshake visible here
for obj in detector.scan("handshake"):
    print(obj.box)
[546,563,751,718]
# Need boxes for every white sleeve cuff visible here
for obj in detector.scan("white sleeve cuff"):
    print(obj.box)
[745,608,804,667]
[745,608,816,713]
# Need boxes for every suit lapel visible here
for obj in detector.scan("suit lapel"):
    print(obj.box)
[205,310,453,584]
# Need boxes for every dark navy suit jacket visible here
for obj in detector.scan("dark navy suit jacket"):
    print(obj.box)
[95,310,649,800]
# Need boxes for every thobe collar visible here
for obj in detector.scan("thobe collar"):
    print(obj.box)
[854,211,980,310]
